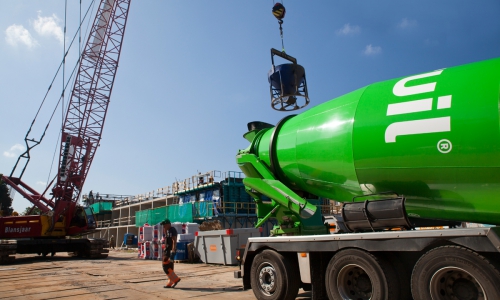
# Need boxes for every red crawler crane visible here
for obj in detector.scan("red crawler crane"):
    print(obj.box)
[0,0,131,261]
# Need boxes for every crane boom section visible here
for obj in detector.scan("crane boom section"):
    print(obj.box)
[51,0,131,220]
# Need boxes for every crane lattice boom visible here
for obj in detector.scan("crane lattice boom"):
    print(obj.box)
[51,0,131,219]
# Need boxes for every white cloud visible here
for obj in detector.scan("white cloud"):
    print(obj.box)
[36,181,47,186]
[33,12,64,44]
[398,18,418,29]
[364,44,382,56]
[5,24,38,48]
[3,144,25,158]
[336,23,360,36]
[3,152,15,158]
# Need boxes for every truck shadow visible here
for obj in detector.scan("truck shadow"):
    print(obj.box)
[296,291,312,299]
[174,286,245,292]
[174,287,312,299]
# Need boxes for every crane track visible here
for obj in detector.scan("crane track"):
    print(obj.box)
[0,238,110,263]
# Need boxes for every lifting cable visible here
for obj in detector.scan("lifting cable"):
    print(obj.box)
[44,0,97,191]
[10,0,97,180]
[62,0,67,127]
[272,1,286,53]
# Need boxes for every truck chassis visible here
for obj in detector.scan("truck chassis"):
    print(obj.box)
[237,227,500,300]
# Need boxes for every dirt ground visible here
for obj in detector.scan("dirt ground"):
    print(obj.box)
[0,249,312,300]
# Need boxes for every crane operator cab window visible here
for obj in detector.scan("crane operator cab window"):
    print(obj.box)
[69,207,87,227]
[69,207,96,229]
[84,207,97,229]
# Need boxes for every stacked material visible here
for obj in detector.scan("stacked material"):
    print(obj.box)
[138,222,198,260]
[154,223,165,260]
[138,241,151,259]
[152,224,160,242]
[139,225,144,241]
[185,222,200,234]
[143,226,153,241]
[171,222,197,243]
[171,222,184,234]
[138,224,161,259]
[178,233,195,242]
[138,225,148,258]
[151,242,160,260]
[177,223,197,242]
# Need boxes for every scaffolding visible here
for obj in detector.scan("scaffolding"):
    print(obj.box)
[85,170,340,248]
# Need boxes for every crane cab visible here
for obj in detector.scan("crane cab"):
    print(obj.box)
[67,206,97,235]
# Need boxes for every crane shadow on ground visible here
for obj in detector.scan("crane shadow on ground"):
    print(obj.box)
[1,254,134,266]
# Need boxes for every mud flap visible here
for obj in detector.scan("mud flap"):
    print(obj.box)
[310,252,328,300]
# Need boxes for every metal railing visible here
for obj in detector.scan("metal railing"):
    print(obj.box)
[85,170,248,210]
[94,200,340,229]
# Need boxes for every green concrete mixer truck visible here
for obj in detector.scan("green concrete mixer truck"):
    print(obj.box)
[234,57,500,300]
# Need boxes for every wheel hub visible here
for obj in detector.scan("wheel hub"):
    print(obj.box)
[258,264,276,295]
[337,264,373,300]
[430,267,486,300]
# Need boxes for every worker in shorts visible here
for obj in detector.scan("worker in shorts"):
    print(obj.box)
[161,219,180,288]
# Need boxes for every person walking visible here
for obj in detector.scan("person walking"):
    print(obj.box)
[109,235,115,250]
[161,219,180,288]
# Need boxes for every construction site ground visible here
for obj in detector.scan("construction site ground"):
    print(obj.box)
[0,249,312,300]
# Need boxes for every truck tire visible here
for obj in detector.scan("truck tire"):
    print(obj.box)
[325,248,399,300]
[411,245,500,300]
[250,249,300,300]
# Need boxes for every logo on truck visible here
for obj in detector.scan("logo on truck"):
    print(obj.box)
[385,70,451,145]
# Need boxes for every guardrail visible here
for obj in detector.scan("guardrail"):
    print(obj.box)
[94,201,340,229]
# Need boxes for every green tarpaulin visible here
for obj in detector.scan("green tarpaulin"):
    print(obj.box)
[135,202,216,227]
[90,202,113,214]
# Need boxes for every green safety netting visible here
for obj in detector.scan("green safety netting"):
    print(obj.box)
[90,202,113,214]
[150,206,168,225]
[135,206,168,226]
[135,202,220,227]
[135,210,150,226]
[135,203,195,227]
[168,203,193,223]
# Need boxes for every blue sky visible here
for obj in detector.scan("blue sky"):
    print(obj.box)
[1,1,499,213]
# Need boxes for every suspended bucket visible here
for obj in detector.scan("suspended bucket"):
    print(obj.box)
[268,48,310,111]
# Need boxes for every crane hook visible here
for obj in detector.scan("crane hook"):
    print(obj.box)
[272,3,286,53]
[272,3,286,21]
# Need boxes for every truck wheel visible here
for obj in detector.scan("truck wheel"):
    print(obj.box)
[325,249,399,300]
[411,245,500,300]
[250,249,300,300]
